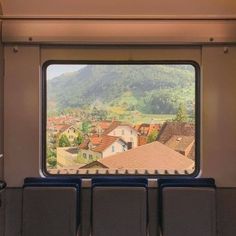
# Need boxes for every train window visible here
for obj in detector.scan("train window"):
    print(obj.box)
[44,63,199,176]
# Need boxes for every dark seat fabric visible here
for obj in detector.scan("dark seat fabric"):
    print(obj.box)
[92,177,148,236]
[24,177,81,187]
[0,180,6,190]
[22,177,81,236]
[159,178,216,236]
[92,177,148,187]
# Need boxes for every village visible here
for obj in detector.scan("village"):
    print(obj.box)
[47,113,195,173]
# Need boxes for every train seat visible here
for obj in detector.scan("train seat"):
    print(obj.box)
[91,177,148,236]
[22,178,81,236]
[0,181,6,236]
[159,178,216,236]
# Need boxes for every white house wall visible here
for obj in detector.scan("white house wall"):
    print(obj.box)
[108,126,138,148]
[102,140,127,158]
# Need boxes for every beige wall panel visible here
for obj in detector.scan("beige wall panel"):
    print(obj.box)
[201,46,236,187]
[0,21,3,180]
[1,0,236,18]
[41,46,201,62]
[3,20,236,44]
[4,45,40,187]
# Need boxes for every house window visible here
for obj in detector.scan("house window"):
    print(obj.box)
[45,63,199,176]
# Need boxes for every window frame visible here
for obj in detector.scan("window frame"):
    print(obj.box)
[42,60,201,178]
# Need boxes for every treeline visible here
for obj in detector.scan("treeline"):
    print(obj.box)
[48,64,195,115]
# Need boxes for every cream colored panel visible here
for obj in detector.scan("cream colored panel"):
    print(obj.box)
[0,21,3,179]
[1,0,236,18]
[202,46,236,187]
[3,20,236,44]
[4,46,40,187]
[41,46,201,63]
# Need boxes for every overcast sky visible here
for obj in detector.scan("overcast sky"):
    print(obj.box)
[47,64,87,80]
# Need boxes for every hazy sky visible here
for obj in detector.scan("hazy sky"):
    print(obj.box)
[47,64,87,80]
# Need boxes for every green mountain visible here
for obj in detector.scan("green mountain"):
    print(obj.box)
[47,64,195,115]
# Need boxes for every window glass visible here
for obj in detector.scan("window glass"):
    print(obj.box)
[45,63,198,175]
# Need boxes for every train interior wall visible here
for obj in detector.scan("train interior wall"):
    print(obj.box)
[0,1,236,236]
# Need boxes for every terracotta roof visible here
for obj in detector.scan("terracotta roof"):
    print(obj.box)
[148,124,161,135]
[92,135,125,153]
[79,139,90,150]
[53,124,71,133]
[90,136,102,145]
[138,135,148,146]
[165,135,194,153]
[103,121,121,135]
[187,143,195,160]
[48,116,75,125]
[97,120,112,130]
[79,135,126,153]
[135,123,161,136]
[95,141,194,170]
[157,122,195,144]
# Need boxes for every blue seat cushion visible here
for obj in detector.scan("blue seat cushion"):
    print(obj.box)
[92,177,148,188]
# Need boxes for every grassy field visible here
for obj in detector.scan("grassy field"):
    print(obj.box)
[107,111,175,125]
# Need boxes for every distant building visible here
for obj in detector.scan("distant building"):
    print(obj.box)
[103,121,138,149]
[57,147,79,166]
[60,125,79,144]
[78,135,127,161]
[80,141,194,172]
[165,135,194,157]
[96,120,113,134]
[157,122,195,160]
[135,123,161,146]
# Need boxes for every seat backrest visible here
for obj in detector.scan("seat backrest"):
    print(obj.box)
[92,177,148,236]
[159,178,216,236]
[22,178,81,236]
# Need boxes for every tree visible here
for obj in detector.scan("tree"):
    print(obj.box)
[47,157,57,168]
[173,103,188,122]
[81,121,91,134]
[58,134,71,147]
[47,148,56,158]
[147,130,159,143]
[74,133,84,146]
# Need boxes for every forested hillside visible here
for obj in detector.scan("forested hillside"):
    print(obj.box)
[47,64,195,115]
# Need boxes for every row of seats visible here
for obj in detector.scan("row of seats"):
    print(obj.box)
[22,177,216,236]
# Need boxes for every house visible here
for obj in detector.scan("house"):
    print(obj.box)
[96,120,113,134]
[165,135,194,158]
[157,122,195,143]
[135,123,161,146]
[135,123,161,136]
[57,147,79,167]
[78,135,128,161]
[80,141,194,172]
[103,121,138,149]
[60,125,80,143]
[157,122,195,160]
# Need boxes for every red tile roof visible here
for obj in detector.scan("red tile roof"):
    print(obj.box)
[79,135,126,153]
[135,123,161,136]
[92,135,124,153]
[97,120,113,130]
[103,121,121,135]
